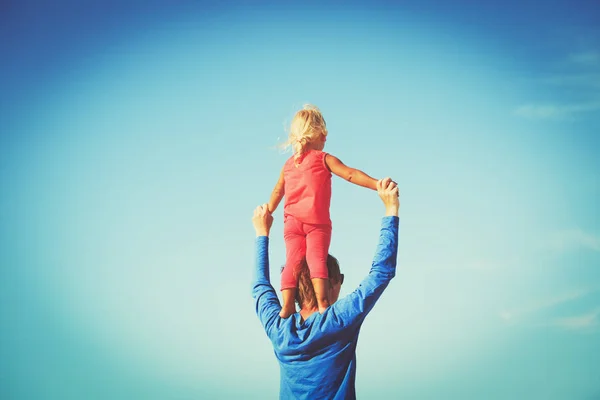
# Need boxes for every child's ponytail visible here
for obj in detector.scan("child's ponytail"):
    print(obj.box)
[292,136,308,163]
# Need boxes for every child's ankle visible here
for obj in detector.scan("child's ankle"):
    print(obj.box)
[317,299,330,312]
[317,298,330,308]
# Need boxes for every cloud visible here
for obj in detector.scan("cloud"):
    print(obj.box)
[514,101,600,120]
[546,229,600,253]
[514,49,600,120]
[462,258,502,271]
[500,287,600,334]
[569,51,600,67]
[551,308,600,332]
[500,288,592,323]
[542,73,600,89]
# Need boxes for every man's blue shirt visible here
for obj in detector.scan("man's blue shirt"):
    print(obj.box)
[252,216,399,399]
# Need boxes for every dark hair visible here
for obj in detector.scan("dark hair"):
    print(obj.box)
[295,254,342,308]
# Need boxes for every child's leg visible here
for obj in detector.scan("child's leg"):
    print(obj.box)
[281,216,306,319]
[280,288,297,319]
[305,223,332,313]
[311,278,329,313]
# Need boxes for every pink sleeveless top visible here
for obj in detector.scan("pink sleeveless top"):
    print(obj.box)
[283,150,332,225]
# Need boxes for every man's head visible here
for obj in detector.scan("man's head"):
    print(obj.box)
[295,255,344,310]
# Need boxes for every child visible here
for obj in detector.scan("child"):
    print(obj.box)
[268,104,379,318]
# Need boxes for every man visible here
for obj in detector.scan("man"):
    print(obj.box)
[252,177,400,399]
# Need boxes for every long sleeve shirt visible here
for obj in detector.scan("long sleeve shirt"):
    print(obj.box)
[252,216,399,399]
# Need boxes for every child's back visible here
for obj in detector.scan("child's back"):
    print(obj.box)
[267,104,379,318]
[283,150,331,225]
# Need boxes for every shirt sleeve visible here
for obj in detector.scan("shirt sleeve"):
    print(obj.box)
[328,216,399,327]
[251,236,281,336]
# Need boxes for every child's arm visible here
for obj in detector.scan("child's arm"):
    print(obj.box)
[267,167,285,213]
[325,154,378,190]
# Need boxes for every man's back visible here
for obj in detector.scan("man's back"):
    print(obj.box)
[253,216,399,399]
[269,308,361,399]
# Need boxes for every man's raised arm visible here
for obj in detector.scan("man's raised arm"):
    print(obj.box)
[331,178,400,325]
[251,204,281,336]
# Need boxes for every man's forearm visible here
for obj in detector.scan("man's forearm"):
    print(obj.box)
[252,236,282,335]
[369,216,399,280]
[253,236,270,284]
[330,215,399,326]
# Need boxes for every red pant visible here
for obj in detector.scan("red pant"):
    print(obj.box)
[281,215,332,291]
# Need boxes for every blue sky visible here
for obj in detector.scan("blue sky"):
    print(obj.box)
[1,1,599,399]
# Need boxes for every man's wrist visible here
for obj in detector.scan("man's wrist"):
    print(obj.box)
[255,229,270,237]
[384,207,398,217]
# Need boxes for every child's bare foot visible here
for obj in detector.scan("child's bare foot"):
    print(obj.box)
[279,302,296,318]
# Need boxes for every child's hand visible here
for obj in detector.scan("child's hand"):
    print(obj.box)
[377,178,399,217]
[252,204,274,237]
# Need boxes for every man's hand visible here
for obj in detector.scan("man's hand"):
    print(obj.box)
[252,204,274,237]
[377,177,399,217]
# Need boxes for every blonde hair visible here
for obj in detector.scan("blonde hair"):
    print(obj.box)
[283,104,328,162]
